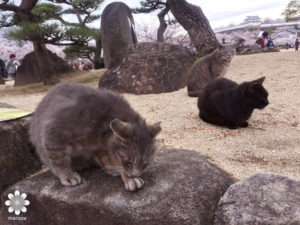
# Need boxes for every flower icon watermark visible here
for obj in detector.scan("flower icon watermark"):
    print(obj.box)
[5,190,30,216]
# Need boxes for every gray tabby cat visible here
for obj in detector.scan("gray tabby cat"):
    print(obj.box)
[29,83,161,191]
[187,45,235,97]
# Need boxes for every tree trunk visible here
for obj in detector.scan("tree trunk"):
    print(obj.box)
[157,6,170,42]
[32,41,60,85]
[17,0,61,85]
[167,0,220,56]
[94,37,103,69]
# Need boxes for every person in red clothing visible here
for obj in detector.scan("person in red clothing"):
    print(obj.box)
[261,32,274,50]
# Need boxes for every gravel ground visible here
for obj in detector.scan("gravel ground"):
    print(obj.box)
[1,51,299,180]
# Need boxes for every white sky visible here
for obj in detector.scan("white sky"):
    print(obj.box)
[8,0,290,29]
[95,0,290,29]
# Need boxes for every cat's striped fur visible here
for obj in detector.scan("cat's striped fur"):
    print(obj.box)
[187,45,235,97]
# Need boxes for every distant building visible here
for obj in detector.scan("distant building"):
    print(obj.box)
[274,26,300,39]
[243,16,262,24]
[215,20,300,35]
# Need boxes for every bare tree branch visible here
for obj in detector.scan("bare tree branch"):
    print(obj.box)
[0,2,19,12]
[157,5,169,42]
[167,0,220,56]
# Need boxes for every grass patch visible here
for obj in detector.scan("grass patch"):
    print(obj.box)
[0,69,106,97]
[76,72,102,84]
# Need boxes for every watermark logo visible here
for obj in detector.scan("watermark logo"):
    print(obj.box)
[5,190,30,216]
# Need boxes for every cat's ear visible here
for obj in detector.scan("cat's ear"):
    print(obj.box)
[110,119,133,140]
[148,122,161,138]
[248,77,265,92]
[217,42,224,49]
[252,77,265,84]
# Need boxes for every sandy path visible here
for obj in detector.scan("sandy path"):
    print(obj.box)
[1,51,299,180]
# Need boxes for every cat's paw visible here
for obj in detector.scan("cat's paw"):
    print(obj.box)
[59,172,82,186]
[124,177,144,192]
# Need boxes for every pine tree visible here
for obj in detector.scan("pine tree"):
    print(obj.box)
[47,0,103,69]
[0,0,103,84]
[283,0,300,21]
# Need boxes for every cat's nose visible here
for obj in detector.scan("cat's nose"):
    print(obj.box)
[264,99,269,105]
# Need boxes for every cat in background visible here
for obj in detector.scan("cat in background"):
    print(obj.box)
[29,83,161,191]
[187,45,236,97]
[197,77,269,129]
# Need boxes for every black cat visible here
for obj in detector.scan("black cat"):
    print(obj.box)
[197,77,269,129]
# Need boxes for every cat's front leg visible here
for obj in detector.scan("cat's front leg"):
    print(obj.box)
[48,151,82,186]
[121,173,144,191]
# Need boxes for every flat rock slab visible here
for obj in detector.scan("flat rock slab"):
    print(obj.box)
[0,103,15,108]
[1,149,233,225]
[0,116,41,208]
[215,173,300,225]
[14,51,70,86]
[99,42,195,94]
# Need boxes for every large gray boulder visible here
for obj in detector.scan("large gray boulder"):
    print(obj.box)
[215,173,300,225]
[14,51,70,86]
[99,42,195,94]
[0,116,41,207]
[1,149,233,225]
[101,2,137,69]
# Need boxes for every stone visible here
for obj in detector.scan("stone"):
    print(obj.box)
[236,46,280,55]
[101,2,138,69]
[215,173,300,225]
[0,117,41,207]
[14,51,70,86]
[99,42,195,94]
[0,103,15,108]
[1,149,233,225]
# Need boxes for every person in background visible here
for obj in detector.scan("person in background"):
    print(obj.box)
[5,54,17,80]
[238,39,246,47]
[295,39,299,51]
[222,38,226,45]
[285,43,290,51]
[261,32,274,50]
[0,62,4,84]
[78,63,83,71]
[14,61,20,70]
[236,39,246,53]
[0,59,7,79]
[88,62,93,70]
[255,38,262,47]
[255,31,263,47]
